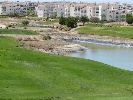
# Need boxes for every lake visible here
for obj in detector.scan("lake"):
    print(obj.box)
[66,43,133,71]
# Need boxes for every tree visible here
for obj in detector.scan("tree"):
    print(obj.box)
[22,20,29,26]
[121,15,126,21]
[80,16,89,26]
[59,17,67,25]
[90,17,99,23]
[126,14,133,24]
[65,17,78,28]
[27,10,35,17]
[59,17,78,28]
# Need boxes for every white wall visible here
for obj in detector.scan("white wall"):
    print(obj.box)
[56,7,65,17]
[0,5,2,15]
[37,10,44,17]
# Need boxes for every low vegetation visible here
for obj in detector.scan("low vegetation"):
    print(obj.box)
[76,23,133,39]
[37,19,59,25]
[0,36,133,99]
[22,20,29,26]
[43,35,51,40]
[0,29,38,35]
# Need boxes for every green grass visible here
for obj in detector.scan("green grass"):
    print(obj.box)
[0,36,133,99]
[0,29,38,35]
[76,24,133,39]
[22,17,43,20]
[0,15,9,18]
[37,19,59,25]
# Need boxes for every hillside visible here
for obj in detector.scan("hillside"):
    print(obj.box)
[0,36,133,100]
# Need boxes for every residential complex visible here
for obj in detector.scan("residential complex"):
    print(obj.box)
[0,1,37,15]
[0,1,133,22]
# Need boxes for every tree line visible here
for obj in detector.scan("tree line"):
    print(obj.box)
[59,16,100,28]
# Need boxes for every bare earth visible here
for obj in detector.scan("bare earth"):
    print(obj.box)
[0,34,86,54]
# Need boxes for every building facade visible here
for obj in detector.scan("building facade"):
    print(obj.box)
[0,1,132,22]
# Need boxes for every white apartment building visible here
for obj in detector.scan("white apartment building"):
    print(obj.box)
[0,1,132,22]
[0,2,15,15]
[36,3,70,18]
[0,1,37,15]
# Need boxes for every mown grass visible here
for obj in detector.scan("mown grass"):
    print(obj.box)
[76,24,133,39]
[0,36,133,100]
[0,29,38,35]
[37,19,59,25]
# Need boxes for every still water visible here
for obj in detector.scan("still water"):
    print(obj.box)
[66,43,133,71]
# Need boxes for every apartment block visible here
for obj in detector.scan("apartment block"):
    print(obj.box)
[0,1,132,22]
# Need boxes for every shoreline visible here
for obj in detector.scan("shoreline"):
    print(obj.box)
[1,29,133,55]
[56,33,133,47]
[0,34,87,54]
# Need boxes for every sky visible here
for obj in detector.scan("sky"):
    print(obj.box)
[0,0,132,4]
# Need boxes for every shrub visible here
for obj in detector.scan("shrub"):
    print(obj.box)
[43,35,51,40]
[22,20,29,26]
[90,17,100,23]
[8,24,12,27]
[12,26,15,28]
[24,27,27,29]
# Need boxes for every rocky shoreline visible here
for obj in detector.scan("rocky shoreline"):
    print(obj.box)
[1,31,133,55]
[56,34,133,47]
[0,34,87,54]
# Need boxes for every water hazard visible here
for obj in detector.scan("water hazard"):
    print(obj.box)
[66,43,133,71]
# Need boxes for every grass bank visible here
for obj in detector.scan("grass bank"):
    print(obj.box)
[0,29,38,35]
[0,36,133,100]
[76,24,133,39]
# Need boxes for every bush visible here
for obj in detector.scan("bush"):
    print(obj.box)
[43,35,51,40]
[90,17,100,23]
[12,26,15,28]
[22,20,29,26]
[8,24,12,27]
[24,27,27,29]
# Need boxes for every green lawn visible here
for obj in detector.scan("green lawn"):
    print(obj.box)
[22,17,43,21]
[76,24,133,39]
[0,15,9,18]
[37,19,59,25]
[0,36,133,100]
[0,29,38,35]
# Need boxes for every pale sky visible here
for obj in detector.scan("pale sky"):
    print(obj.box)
[0,0,132,4]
